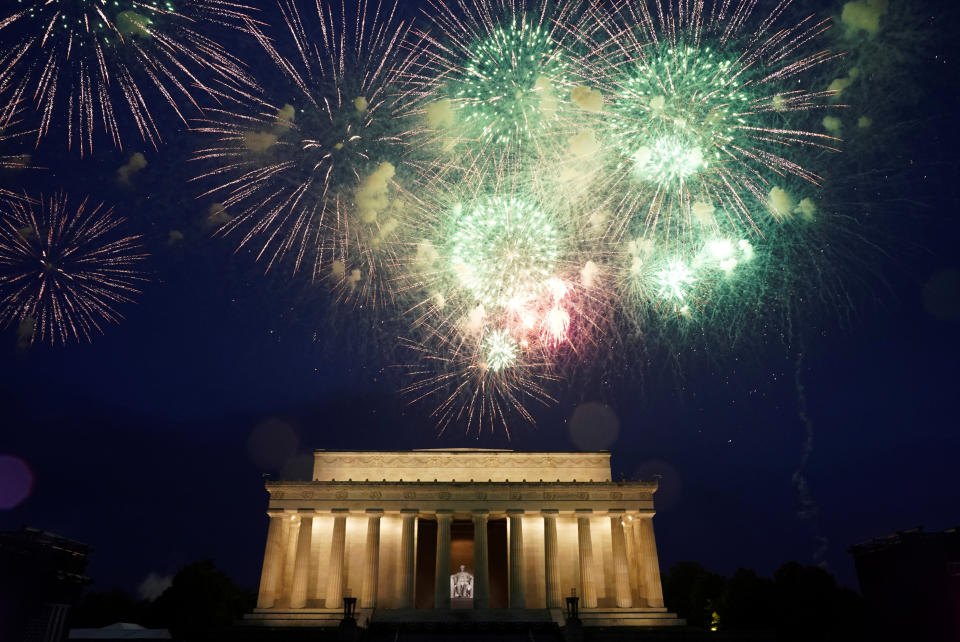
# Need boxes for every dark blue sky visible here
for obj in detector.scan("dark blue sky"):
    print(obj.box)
[1,0,958,598]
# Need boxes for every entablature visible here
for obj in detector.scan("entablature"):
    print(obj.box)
[265,480,657,515]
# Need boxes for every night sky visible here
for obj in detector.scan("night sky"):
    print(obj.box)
[1,0,959,602]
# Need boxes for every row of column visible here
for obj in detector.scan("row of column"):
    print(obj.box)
[257,508,663,610]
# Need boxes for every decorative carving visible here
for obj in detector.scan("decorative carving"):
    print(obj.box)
[301,491,313,499]
[438,491,451,499]
[334,490,348,499]
[403,490,417,499]
[578,492,590,500]
[542,492,554,500]
[476,491,488,500]
[510,491,522,500]
[370,490,382,499]
[273,491,285,499]
[610,492,623,500]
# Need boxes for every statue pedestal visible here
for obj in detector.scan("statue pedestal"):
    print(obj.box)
[450,597,473,609]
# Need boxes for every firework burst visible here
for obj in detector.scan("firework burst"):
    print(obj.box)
[191,0,413,304]
[393,163,618,432]
[0,0,257,155]
[585,0,842,245]
[400,0,598,175]
[0,193,147,346]
[399,319,558,437]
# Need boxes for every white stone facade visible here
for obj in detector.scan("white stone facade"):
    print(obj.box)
[247,450,682,628]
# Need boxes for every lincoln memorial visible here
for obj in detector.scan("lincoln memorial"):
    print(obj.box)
[246,449,683,628]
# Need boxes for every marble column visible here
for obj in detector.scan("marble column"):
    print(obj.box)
[542,510,561,609]
[256,510,286,608]
[576,510,598,608]
[623,517,640,600]
[396,510,418,608]
[281,515,299,599]
[637,513,664,607]
[610,512,633,608]
[290,510,314,608]
[434,510,453,609]
[472,510,490,609]
[361,509,382,608]
[507,509,526,608]
[325,510,348,608]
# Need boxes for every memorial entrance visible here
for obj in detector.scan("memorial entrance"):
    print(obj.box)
[245,449,683,628]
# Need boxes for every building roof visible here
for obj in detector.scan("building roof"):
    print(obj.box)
[68,622,171,639]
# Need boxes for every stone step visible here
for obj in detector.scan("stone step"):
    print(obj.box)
[244,608,345,627]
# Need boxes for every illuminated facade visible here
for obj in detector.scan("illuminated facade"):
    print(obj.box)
[246,449,683,628]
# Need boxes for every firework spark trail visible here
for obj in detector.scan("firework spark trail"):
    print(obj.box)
[0,193,147,346]
[190,0,414,306]
[0,0,258,155]
[790,329,829,565]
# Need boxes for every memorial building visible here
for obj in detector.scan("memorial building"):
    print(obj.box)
[246,449,683,628]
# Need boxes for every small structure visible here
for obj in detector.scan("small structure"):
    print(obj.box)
[245,449,684,629]
[0,526,90,642]
[68,622,172,639]
[850,526,960,641]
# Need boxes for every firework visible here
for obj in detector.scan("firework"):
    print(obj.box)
[586,0,841,245]
[400,0,597,174]
[191,0,413,303]
[0,193,147,345]
[0,99,34,204]
[399,319,558,436]
[393,162,620,433]
[0,0,257,155]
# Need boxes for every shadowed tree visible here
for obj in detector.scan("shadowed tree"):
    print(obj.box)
[662,561,725,629]
[147,560,254,638]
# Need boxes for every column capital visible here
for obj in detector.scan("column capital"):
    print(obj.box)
[297,508,315,515]
[435,509,454,519]
[400,508,419,516]
[575,508,593,515]
[365,508,384,515]
[541,509,559,516]
[331,508,350,515]
[608,508,626,515]
[266,508,285,517]
[472,509,490,517]
[506,508,525,515]
[636,511,656,519]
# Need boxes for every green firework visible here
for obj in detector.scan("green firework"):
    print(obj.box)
[483,329,519,371]
[654,259,697,303]
[446,18,569,148]
[449,196,561,308]
[611,43,747,188]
